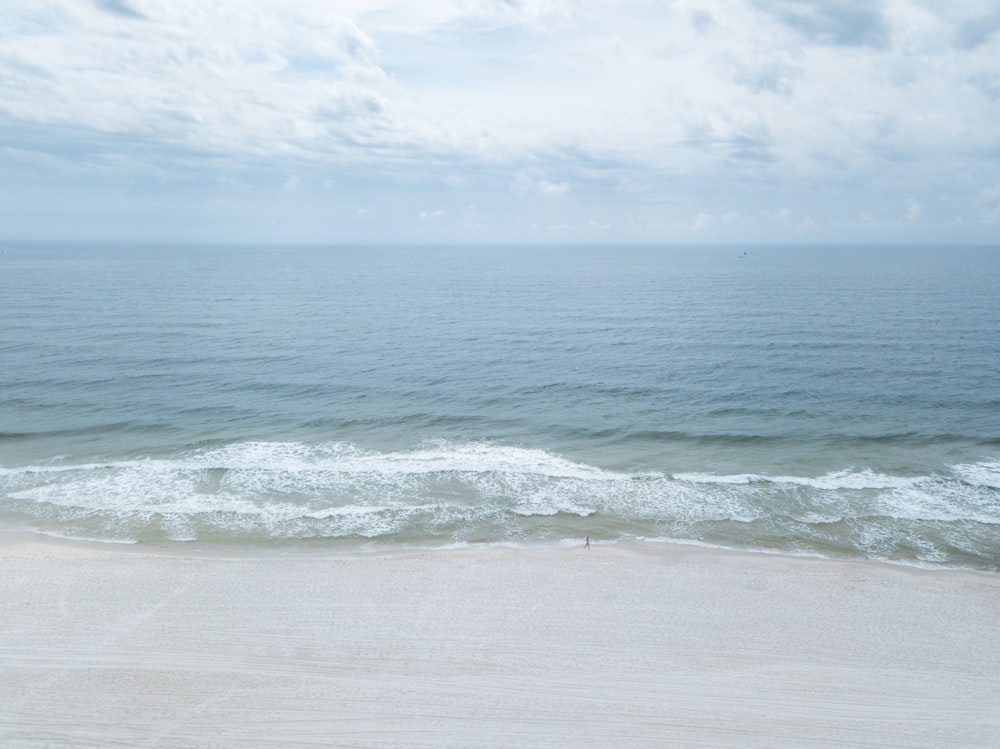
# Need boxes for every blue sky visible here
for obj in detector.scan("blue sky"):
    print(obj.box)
[1,0,998,244]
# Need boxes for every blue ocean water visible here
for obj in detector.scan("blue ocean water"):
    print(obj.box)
[1,243,998,568]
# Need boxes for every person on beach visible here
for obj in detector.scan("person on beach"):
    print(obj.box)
[584,536,590,549]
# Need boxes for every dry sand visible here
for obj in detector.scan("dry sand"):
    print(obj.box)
[1,538,998,748]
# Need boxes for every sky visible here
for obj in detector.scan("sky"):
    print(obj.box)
[1,0,999,244]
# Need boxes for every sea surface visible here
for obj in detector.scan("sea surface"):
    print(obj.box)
[1,243,998,569]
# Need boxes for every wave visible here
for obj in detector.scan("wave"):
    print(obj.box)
[582,428,996,450]
[951,460,1000,489]
[673,469,926,491]
[0,421,178,442]
[1,441,617,481]
[1,440,998,567]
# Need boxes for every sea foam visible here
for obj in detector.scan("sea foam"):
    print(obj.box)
[2,440,998,568]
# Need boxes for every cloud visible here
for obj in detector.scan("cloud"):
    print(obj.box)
[955,9,1000,49]
[512,173,570,195]
[1,0,999,243]
[690,9,716,34]
[470,0,583,32]
[728,53,801,96]
[684,117,776,164]
[0,2,394,164]
[93,0,145,19]
[905,198,921,221]
[969,73,1000,101]
[752,0,889,47]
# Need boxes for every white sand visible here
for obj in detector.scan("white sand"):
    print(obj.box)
[1,539,998,748]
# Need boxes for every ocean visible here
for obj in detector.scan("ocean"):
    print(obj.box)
[1,243,998,569]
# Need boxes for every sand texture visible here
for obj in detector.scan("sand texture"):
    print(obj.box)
[1,541,999,748]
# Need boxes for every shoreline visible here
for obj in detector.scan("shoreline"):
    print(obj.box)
[3,537,999,747]
[3,526,999,577]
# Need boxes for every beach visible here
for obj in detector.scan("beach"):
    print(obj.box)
[2,540,998,748]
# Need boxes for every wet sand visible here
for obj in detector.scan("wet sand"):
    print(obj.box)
[2,539,999,748]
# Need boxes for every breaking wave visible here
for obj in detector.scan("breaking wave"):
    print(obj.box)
[2,440,998,569]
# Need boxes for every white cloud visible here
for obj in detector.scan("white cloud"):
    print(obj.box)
[512,173,570,195]
[0,1,393,161]
[469,0,583,32]
[1,0,998,242]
